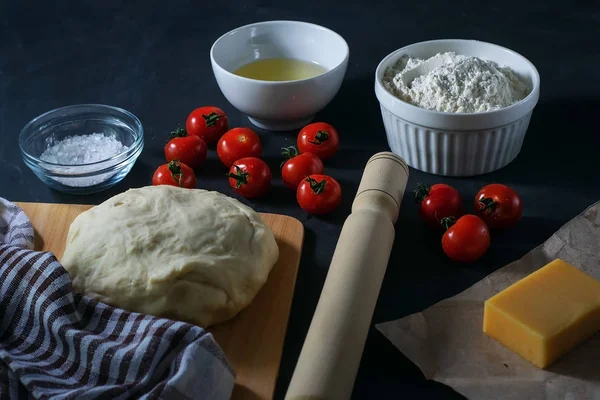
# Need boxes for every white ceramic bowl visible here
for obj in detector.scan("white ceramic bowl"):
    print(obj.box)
[210,20,349,131]
[375,39,540,177]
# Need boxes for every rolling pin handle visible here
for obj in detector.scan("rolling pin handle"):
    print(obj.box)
[285,151,409,400]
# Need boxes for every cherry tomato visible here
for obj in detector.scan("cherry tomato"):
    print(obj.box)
[296,174,342,215]
[441,215,490,262]
[227,157,271,198]
[152,160,196,189]
[297,122,339,160]
[281,146,324,190]
[164,128,207,169]
[413,183,462,229]
[474,184,522,229]
[186,106,228,144]
[217,127,262,168]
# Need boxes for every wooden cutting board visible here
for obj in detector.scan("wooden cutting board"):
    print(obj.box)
[15,202,304,400]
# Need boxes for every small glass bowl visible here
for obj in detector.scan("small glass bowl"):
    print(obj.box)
[19,104,144,195]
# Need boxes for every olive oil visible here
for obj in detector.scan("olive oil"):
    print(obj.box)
[233,58,327,81]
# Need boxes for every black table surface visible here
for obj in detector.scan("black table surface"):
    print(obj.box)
[2,1,599,398]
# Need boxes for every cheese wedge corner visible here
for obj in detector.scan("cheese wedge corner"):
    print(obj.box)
[483,258,600,369]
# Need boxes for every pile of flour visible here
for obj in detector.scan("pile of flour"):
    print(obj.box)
[382,52,530,113]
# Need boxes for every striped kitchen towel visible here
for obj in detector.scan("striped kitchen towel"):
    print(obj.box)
[0,198,235,400]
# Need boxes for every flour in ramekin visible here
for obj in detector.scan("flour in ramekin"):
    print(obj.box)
[382,52,530,113]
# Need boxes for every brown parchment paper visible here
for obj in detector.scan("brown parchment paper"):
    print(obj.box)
[376,201,600,400]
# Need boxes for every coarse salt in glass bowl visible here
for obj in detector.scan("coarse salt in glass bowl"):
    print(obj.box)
[19,104,144,194]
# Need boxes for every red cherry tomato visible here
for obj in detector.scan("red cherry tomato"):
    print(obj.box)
[474,184,522,229]
[152,160,196,188]
[296,174,342,215]
[185,106,228,144]
[297,122,339,160]
[217,127,262,167]
[281,146,324,190]
[227,157,271,198]
[441,215,490,262]
[164,128,207,169]
[414,183,462,229]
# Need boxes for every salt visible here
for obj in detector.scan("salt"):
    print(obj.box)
[40,133,129,165]
[40,133,130,187]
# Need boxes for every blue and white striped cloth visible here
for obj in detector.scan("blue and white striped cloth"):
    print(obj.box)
[0,198,235,399]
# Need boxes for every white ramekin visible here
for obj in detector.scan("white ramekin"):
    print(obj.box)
[374,39,540,177]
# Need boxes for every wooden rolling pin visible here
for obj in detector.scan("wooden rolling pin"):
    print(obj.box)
[285,151,409,400]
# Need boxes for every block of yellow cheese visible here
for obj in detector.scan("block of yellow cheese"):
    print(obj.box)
[483,258,600,368]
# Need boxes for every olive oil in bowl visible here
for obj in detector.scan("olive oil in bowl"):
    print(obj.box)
[233,58,327,81]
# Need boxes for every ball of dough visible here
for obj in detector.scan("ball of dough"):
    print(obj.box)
[61,185,279,327]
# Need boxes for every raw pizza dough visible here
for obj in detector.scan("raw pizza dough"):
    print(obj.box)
[61,185,279,327]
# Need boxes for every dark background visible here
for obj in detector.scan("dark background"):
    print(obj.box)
[1,1,599,398]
